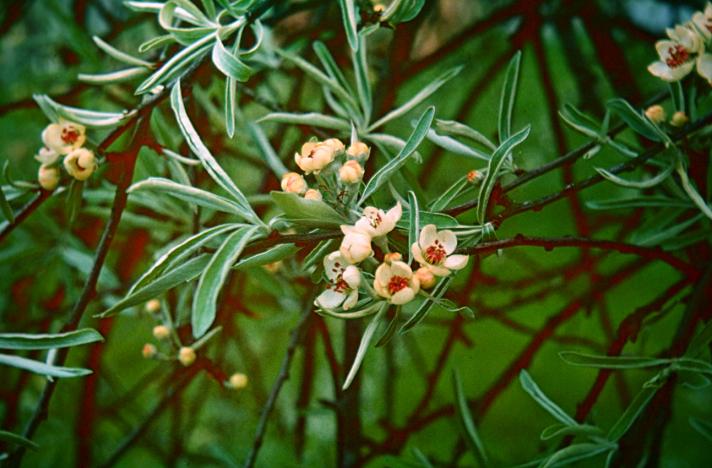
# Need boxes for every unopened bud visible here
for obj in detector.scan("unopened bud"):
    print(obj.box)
[644,105,666,124]
[384,252,402,264]
[263,261,282,273]
[347,141,370,159]
[227,372,249,390]
[152,325,171,340]
[339,160,364,184]
[670,111,688,127]
[142,343,157,359]
[281,172,307,194]
[145,299,161,314]
[467,170,483,184]
[38,165,60,191]
[415,267,436,289]
[178,347,196,366]
[304,188,323,200]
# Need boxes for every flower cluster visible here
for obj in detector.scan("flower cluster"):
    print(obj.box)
[316,202,469,309]
[280,137,369,202]
[648,3,712,84]
[34,120,97,190]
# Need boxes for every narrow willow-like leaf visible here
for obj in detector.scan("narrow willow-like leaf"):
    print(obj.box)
[0,429,39,450]
[352,32,372,123]
[669,81,684,113]
[407,191,419,264]
[233,244,298,270]
[435,119,496,150]
[411,448,434,468]
[453,370,489,467]
[192,226,260,337]
[426,128,490,161]
[670,357,712,376]
[607,98,661,142]
[225,75,237,137]
[375,306,399,347]
[429,176,470,211]
[595,161,673,189]
[171,81,259,223]
[271,191,347,227]
[476,125,530,223]
[130,224,239,294]
[78,67,150,85]
[313,41,354,96]
[382,0,426,23]
[519,370,578,426]
[0,353,92,378]
[338,0,359,52]
[685,320,712,358]
[559,104,601,138]
[541,443,615,468]
[540,423,605,441]
[212,35,253,81]
[342,302,388,390]
[246,122,289,177]
[129,177,245,214]
[559,351,671,369]
[690,417,712,442]
[607,383,661,441]
[0,186,14,223]
[33,95,128,128]
[92,35,153,67]
[498,51,522,143]
[302,239,337,272]
[137,34,214,94]
[99,254,211,318]
[138,34,174,53]
[0,329,103,350]
[370,66,462,131]
[67,179,84,225]
[359,107,434,205]
[399,277,452,334]
[634,213,703,247]
[258,112,350,131]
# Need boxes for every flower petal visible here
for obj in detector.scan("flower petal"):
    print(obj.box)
[316,289,345,309]
[411,243,427,266]
[697,53,712,84]
[343,290,358,310]
[390,261,413,278]
[419,224,437,249]
[444,254,469,271]
[391,287,416,305]
[343,265,361,288]
[437,229,457,254]
[375,263,392,286]
[428,264,452,277]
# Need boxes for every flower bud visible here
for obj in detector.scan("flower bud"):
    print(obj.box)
[415,267,437,289]
[142,343,157,359]
[38,165,60,191]
[384,252,402,264]
[178,347,196,366]
[280,172,307,194]
[670,111,688,127]
[152,325,171,340]
[63,148,96,181]
[339,160,364,184]
[145,299,161,314]
[339,227,373,264]
[227,372,249,390]
[263,261,282,273]
[304,188,323,200]
[347,141,370,159]
[644,105,666,124]
[323,138,345,153]
[467,170,484,184]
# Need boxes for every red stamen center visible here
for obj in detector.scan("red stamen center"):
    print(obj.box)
[666,45,689,68]
[62,127,80,144]
[368,213,382,228]
[387,275,409,295]
[424,240,447,264]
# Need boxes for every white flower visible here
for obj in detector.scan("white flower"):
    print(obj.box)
[666,24,703,53]
[354,202,402,238]
[697,53,712,85]
[692,3,712,40]
[339,225,373,263]
[373,260,420,305]
[347,141,370,159]
[37,165,60,191]
[281,171,307,194]
[339,160,364,184]
[411,224,468,277]
[294,141,336,174]
[35,147,60,165]
[42,121,86,155]
[648,38,696,82]
[315,252,361,310]
[304,188,323,200]
[63,148,96,181]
